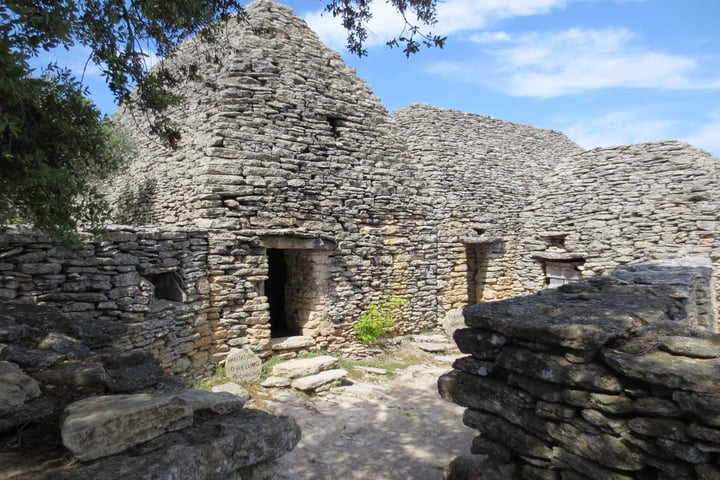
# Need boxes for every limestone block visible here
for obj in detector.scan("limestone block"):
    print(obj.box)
[212,382,252,400]
[53,409,301,480]
[290,368,348,392]
[463,409,554,460]
[38,332,91,359]
[0,360,41,416]
[174,388,247,414]
[271,355,338,378]
[269,335,315,351]
[603,349,720,394]
[261,376,291,388]
[61,393,194,461]
[225,347,262,382]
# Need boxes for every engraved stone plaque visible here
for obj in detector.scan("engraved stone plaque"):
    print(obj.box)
[225,347,262,382]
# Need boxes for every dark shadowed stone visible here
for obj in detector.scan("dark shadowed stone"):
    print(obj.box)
[689,422,720,443]
[508,373,564,403]
[547,422,644,471]
[38,333,91,359]
[580,409,628,436]
[562,389,634,414]
[634,397,679,416]
[656,438,713,464]
[0,395,56,432]
[603,349,720,394]
[452,355,495,377]
[696,464,720,480]
[438,370,534,426]
[0,360,41,416]
[0,314,29,342]
[554,448,634,480]
[453,328,506,359]
[659,335,720,358]
[99,350,165,392]
[0,344,63,370]
[519,464,558,480]
[54,409,301,480]
[535,401,576,422]
[628,417,689,441]
[445,455,518,480]
[32,361,108,389]
[471,435,513,463]
[463,409,554,460]
[674,391,720,427]
[497,345,622,393]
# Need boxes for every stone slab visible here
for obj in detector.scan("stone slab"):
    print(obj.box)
[225,347,262,382]
[270,336,316,351]
[0,360,41,416]
[61,393,194,461]
[291,369,348,392]
[272,355,338,379]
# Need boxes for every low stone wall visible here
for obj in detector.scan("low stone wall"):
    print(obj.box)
[439,264,720,479]
[0,226,212,375]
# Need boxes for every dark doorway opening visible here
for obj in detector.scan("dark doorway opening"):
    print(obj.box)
[266,249,294,338]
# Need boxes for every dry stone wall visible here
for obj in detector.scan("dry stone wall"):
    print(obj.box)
[0,227,213,375]
[440,264,720,480]
[104,0,439,358]
[391,105,582,316]
[514,141,720,311]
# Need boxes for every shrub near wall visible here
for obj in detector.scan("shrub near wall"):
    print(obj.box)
[440,264,720,480]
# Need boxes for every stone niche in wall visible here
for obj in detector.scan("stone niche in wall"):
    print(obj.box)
[440,262,720,480]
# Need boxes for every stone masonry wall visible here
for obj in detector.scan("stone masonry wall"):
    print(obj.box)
[104,0,438,355]
[391,105,582,319]
[514,141,720,310]
[440,264,720,480]
[0,227,213,375]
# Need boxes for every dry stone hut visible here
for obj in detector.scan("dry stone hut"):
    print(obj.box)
[1,0,719,376]
[512,141,720,323]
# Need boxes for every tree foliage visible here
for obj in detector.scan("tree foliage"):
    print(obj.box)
[0,0,442,241]
[326,0,445,57]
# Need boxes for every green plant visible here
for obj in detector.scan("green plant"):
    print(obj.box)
[353,296,409,345]
[192,365,229,390]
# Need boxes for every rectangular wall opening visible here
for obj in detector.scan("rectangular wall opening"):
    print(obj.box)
[466,241,506,304]
[265,246,330,339]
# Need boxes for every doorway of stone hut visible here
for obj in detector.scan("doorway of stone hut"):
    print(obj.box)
[264,247,329,339]
[465,241,505,303]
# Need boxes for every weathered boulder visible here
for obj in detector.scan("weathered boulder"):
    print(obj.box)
[61,393,195,461]
[271,355,338,378]
[0,360,41,416]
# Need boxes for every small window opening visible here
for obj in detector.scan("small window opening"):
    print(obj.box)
[542,234,567,249]
[544,260,583,289]
[326,116,342,138]
[145,271,185,302]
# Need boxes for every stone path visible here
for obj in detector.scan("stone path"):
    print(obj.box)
[261,350,475,480]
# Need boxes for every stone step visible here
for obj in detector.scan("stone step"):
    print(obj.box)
[270,336,316,351]
[272,355,338,379]
[291,369,348,392]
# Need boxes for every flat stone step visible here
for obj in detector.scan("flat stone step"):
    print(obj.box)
[270,336,316,351]
[291,369,348,392]
[272,355,338,379]
[353,366,387,375]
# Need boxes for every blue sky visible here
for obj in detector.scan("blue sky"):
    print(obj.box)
[42,0,720,156]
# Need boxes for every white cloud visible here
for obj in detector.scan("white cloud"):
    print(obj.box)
[303,0,574,51]
[682,118,720,157]
[560,110,676,150]
[430,27,720,97]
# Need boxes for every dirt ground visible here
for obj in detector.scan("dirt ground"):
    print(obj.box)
[260,345,476,480]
